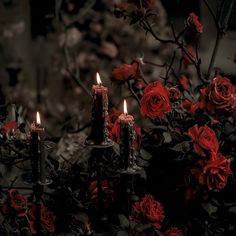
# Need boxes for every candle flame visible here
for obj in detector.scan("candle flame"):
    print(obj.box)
[96,72,102,85]
[123,99,128,115]
[36,111,41,125]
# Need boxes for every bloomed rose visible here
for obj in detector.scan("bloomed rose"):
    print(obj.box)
[8,189,27,215]
[199,75,236,113]
[132,194,165,229]
[164,227,183,236]
[111,59,142,83]
[140,82,171,119]
[199,153,231,191]
[188,125,219,156]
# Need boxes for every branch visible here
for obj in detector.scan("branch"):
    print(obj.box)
[203,0,218,29]
[127,81,141,107]
[206,0,235,79]
[64,46,92,98]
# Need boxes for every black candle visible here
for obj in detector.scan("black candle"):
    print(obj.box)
[86,73,110,146]
[119,100,136,170]
[31,112,45,184]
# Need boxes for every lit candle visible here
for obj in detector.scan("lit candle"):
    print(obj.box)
[119,99,136,170]
[86,73,110,146]
[31,112,45,184]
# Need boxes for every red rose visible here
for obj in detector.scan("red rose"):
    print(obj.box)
[186,12,203,33]
[199,153,231,191]
[41,204,56,233]
[26,204,55,234]
[181,99,199,114]
[8,189,27,216]
[127,0,155,9]
[168,87,182,101]
[110,119,141,150]
[140,82,171,119]
[164,227,183,236]
[2,120,17,134]
[111,59,142,83]
[182,46,195,68]
[129,230,145,236]
[132,194,165,230]
[199,75,236,113]
[89,180,114,208]
[178,75,190,91]
[188,125,219,156]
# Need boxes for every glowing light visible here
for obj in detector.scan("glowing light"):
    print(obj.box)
[96,72,102,85]
[36,111,41,125]
[123,99,128,115]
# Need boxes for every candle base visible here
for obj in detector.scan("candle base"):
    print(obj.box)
[38,178,53,186]
[84,138,114,148]
[119,164,142,175]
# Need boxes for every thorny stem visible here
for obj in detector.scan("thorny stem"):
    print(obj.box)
[203,0,218,29]
[64,47,92,98]
[165,51,176,83]
[141,19,206,83]
[127,81,141,106]
[206,0,235,79]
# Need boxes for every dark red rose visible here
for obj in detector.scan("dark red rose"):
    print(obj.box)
[111,59,142,83]
[129,230,145,236]
[132,194,165,230]
[41,204,56,233]
[178,75,190,91]
[8,189,27,216]
[168,87,182,101]
[185,186,200,203]
[140,82,171,119]
[110,119,141,150]
[182,46,195,68]
[199,75,236,113]
[89,180,114,208]
[186,12,203,33]
[164,227,183,236]
[199,153,231,191]
[127,0,155,9]
[2,120,17,134]
[181,99,199,114]
[26,204,55,234]
[188,125,219,156]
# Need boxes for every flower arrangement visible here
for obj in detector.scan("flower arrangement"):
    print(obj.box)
[0,0,236,236]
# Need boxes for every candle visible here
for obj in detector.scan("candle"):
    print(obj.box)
[86,72,110,146]
[119,99,136,170]
[31,111,45,184]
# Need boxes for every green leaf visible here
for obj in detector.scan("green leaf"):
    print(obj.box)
[118,214,130,229]
[201,202,217,216]
[140,149,152,160]
[117,230,129,236]
[170,141,190,152]
[163,132,172,143]
[229,206,236,213]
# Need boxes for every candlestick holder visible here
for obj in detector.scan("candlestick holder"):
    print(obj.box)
[87,142,114,221]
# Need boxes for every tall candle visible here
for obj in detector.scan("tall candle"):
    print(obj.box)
[31,112,45,184]
[119,100,135,170]
[86,73,110,146]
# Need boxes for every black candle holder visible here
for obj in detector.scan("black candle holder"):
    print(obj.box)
[86,142,113,221]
